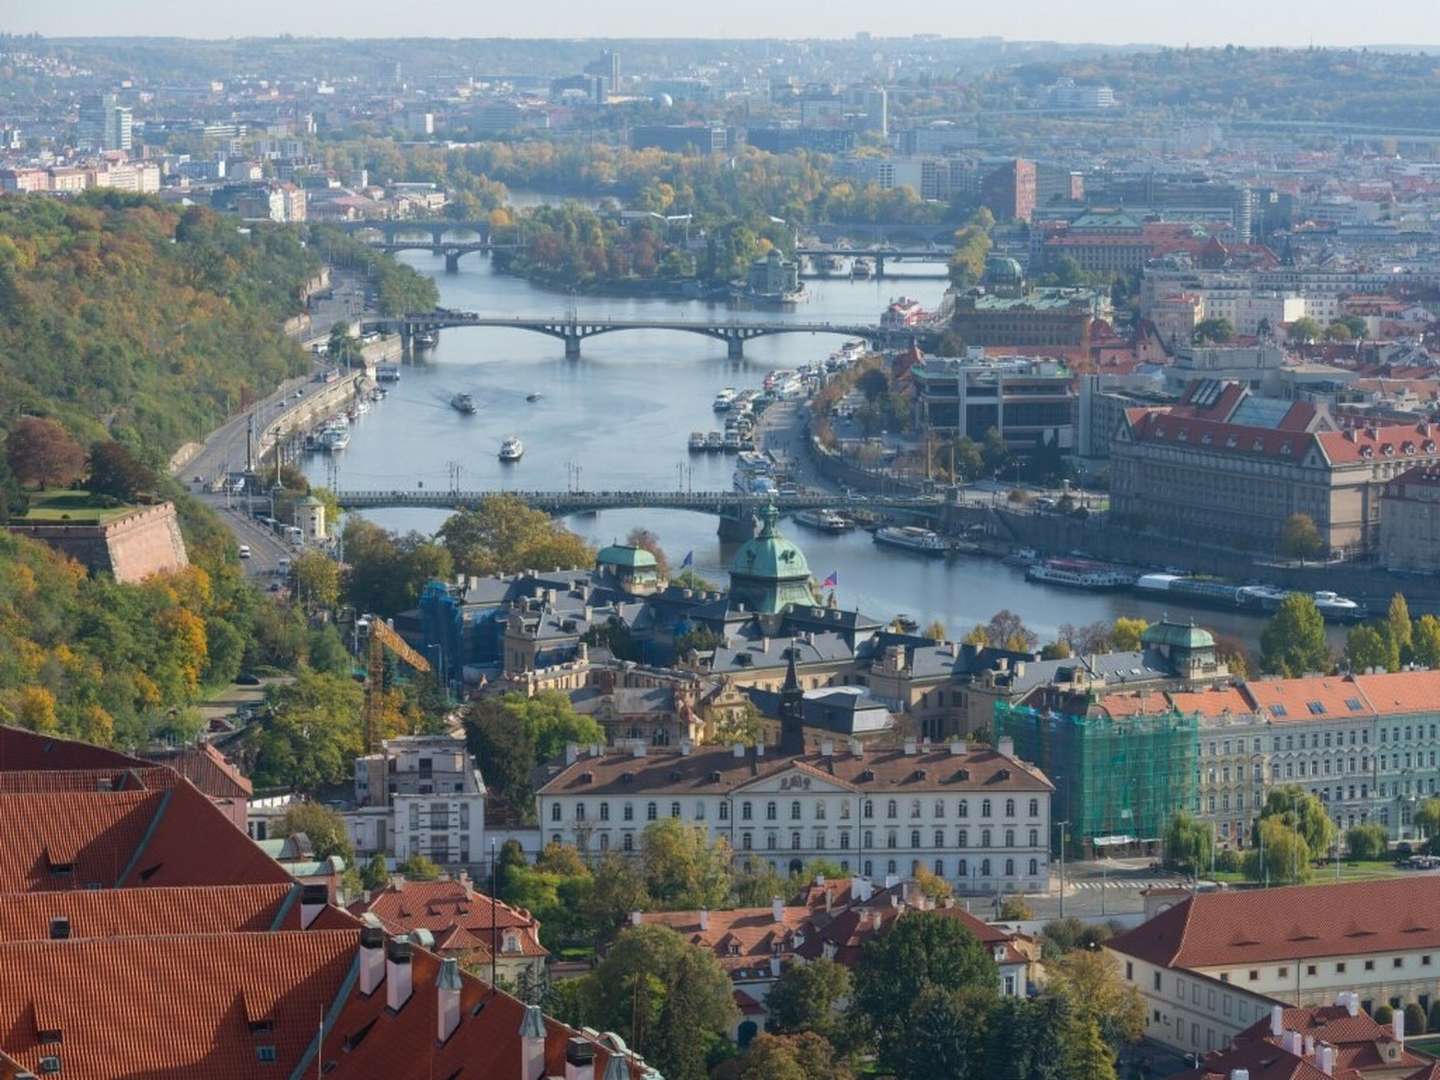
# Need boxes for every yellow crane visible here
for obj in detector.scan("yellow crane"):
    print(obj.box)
[362,617,432,752]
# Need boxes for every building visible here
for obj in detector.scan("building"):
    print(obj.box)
[1381,467,1440,573]
[1107,877,1440,1055]
[1113,387,1440,555]
[0,167,49,192]
[910,351,1075,451]
[980,159,1038,223]
[949,288,1105,350]
[745,127,856,154]
[746,249,801,301]
[536,726,1054,895]
[727,504,816,615]
[4,501,189,584]
[630,124,727,154]
[352,876,547,985]
[77,92,131,151]
[351,734,487,866]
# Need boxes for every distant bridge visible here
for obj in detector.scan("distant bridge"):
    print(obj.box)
[366,239,522,271]
[334,488,943,516]
[360,312,898,359]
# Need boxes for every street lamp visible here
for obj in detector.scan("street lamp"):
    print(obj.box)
[1055,819,1070,919]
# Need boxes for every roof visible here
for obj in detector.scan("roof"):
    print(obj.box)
[354,879,548,959]
[1141,619,1215,650]
[1350,670,1440,716]
[1242,676,1373,724]
[1316,422,1440,466]
[537,744,1053,798]
[0,725,147,772]
[142,743,253,799]
[596,544,658,570]
[1107,877,1440,970]
[0,883,302,943]
[729,504,810,582]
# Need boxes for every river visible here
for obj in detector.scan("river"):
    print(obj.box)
[305,236,1320,650]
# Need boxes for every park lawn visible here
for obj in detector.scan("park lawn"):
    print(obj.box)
[10,489,135,524]
[1408,1035,1440,1056]
[1209,860,1409,886]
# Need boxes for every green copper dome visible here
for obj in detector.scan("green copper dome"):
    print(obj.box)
[728,505,815,614]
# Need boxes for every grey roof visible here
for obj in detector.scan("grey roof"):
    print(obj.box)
[745,684,896,736]
[571,686,676,716]
[1006,649,1173,695]
[709,630,855,674]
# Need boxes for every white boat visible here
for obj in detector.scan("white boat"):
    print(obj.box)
[851,257,873,279]
[1313,590,1364,621]
[1003,547,1038,567]
[794,509,851,533]
[499,436,524,462]
[451,393,477,415]
[1025,558,1135,590]
[713,388,738,412]
[722,430,743,453]
[705,431,725,452]
[688,432,707,453]
[320,427,350,452]
[873,525,948,555]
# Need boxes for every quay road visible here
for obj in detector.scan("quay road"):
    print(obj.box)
[331,488,945,514]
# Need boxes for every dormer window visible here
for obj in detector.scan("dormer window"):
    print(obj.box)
[1252,439,1264,452]
[1361,446,1373,458]
[1382,444,1395,456]
[1200,433,1213,445]
[1176,429,1188,442]
[1225,435,1238,448]
[1280,442,1292,455]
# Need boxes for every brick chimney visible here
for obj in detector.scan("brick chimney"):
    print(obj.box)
[699,909,709,931]
[385,938,413,1012]
[358,925,386,995]
[564,1037,596,1080]
[519,1004,546,1079]
[437,957,462,1043]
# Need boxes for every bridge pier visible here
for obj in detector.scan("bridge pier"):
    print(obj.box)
[716,506,758,542]
[564,333,582,360]
[399,323,414,361]
[727,337,745,360]
[444,251,461,273]
[875,254,886,278]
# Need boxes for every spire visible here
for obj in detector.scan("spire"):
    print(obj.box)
[758,501,780,538]
[780,638,805,755]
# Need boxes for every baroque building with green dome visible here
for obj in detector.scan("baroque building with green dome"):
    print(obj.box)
[727,504,816,615]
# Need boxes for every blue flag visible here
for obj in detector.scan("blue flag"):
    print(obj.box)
[681,550,694,568]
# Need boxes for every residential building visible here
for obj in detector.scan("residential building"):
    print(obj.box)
[745,127,856,154]
[980,158,1038,222]
[1381,467,1440,573]
[351,733,487,866]
[1108,877,1440,1054]
[0,167,49,192]
[910,351,1075,451]
[630,124,727,154]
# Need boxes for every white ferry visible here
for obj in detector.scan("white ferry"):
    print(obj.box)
[688,432,708,453]
[873,525,948,555]
[499,436,524,462]
[794,509,851,533]
[713,388,738,412]
[1025,558,1135,591]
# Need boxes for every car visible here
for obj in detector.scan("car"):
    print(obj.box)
[268,582,282,592]
[235,673,262,686]
[238,544,252,558]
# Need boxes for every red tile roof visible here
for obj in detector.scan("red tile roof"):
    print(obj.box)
[1242,676,1374,724]
[1316,422,1440,466]
[1108,877,1440,969]
[354,879,549,960]
[1350,670,1440,716]
[144,742,253,799]
[0,883,300,942]
[0,725,147,772]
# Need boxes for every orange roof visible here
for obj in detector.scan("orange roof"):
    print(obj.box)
[1167,685,1256,719]
[0,883,300,943]
[0,725,147,772]
[639,905,813,975]
[1241,677,1373,724]
[1350,670,1440,716]
[1316,422,1440,466]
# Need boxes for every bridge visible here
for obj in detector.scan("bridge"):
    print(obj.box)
[361,311,898,359]
[366,239,521,272]
[334,488,943,516]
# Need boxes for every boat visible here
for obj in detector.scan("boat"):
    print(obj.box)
[873,525,948,556]
[851,257,873,280]
[1003,547,1039,568]
[499,436,524,462]
[376,365,401,383]
[722,430,743,453]
[414,331,437,350]
[1025,558,1135,590]
[705,431,725,452]
[794,509,851,533]
[688,432,708,453]
[451,393,477,415]
[1135,575,1365,621]
[1313,590,1365,622]
[320,426,350,452]
[526,393,543,403]
[713,388,738,412]
[814,253,840,277]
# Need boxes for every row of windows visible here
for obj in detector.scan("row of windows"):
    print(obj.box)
[554,827,1042,852]
[551,796,1044,824]
[1220,953,1434,983]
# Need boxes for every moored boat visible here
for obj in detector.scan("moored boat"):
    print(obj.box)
[873,525,947,555]
[1026,558,1135,590]
[794,509,851,533]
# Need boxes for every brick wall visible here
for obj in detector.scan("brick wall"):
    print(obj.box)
[6,502,189,583]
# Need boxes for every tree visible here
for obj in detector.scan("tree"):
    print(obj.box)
[1260,593,1330,677]
[729,1032,852,1080]
[1193,317,1234,344]
[361,852,390,891]
[1280,513,1324,561]
[914,864,954,903]
[291,551,341,613]
[1414,798,1440,841]
[706,700,766,748]
[1047,948,1145,1053]
[981,426,1009,474]
[1346,822,1389,861]
[1162,811,1213,874]
[1040,640,1072,660]
[1258,785,1337,860]
[1244,817,1312,885]
[1414,614,1440,669]
[898,986,992,1080]
[577,925,737,1079]
[463,698,537,818]
[401,853,442,880]
[982,610,1037,652]
[437,495,593,577]
[328,321,358,367]
[854,911,999,1070]
[86,440,155,501]
[1386,594,1413,661]
[276,801,355,865]
[6,416,87,489]
[494,839,529,902]
[765,958,852,1036]
[1406,1003,1428,1037]
[582,852,651,934]
[1427,999,1440,1037]
[997,895,1033,920]
[1375,1004,1394,1025]
[1287,317,1323,344]
[1065,1017,1119,1080]
[251,671,365,792]
[642,817,732,909]
[858,367,890,403]
[924,619,948,642]
[1346,625,1394,674]
[731,860,790,906]
[1111,617,1149,652]
[625,527,670,578]
[501,690,604,764]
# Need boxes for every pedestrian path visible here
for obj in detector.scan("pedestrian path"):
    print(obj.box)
[1071,877,1185,891]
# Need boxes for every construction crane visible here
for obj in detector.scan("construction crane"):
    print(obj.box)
[362,617,432,753]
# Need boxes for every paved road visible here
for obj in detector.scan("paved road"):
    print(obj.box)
[206,500,297,581]
[755,399,838,494]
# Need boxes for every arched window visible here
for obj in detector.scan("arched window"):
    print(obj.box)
[982,829,992,847]
[910,829,921,848]
[1029,798,1040,817]
[887,799,898,819]
[767,834,777,850]
[1005,798,1015,817]
[981,799,992,818]
[1005,829,1015,847]
[934,829,945,848]
[863,800,874,819]
[887,832,897,849]
[791,831,802,850]
[981,858,991,876]
[958,829,968,848]
[863,830,873,848]
[599,833,609,851]
[958,858,969,877]
[934,859,944,876]
[958,800,969,818]
[623,833,634,852]
[864,860,873,877]
[766,801,777,821]
[1005,858,1015,876]
[742,801,753,820]
[646,802,657,821]
[1029,858,1038,875]
[789,858,804,876]
[1029,828,1039,847]
[742,833,752,850]
[887,859,897,875]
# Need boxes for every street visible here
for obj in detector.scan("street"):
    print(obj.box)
[1023,858,1190,922]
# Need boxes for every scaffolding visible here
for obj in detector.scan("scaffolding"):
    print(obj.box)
[995,697,1199,856]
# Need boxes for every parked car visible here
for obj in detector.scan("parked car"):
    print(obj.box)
[235,673,262,686]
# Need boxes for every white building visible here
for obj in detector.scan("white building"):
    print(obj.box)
[350,734,487,866]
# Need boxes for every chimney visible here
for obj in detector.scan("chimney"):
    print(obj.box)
[301,882,328,928]
[629,910,643,927]
[385,938,413,1012]
[825,888,833,914]
[771,896,785,924]
[603,1056,631,1080]
[756,743,765,757]
[762,637,770,654]
[732,742,745,758]
[358,925,386,995]
[1014,661,1026,679]
[564,1037,596,1080]
[49,917,70,941]
[997,736,1015,758]
[1344,993,1360,1018]
[849,738,864,757]
[1303,1034,1314,1057]
[1318,1043,1335,1077]
[699,909,709,931]
[437,957,462,1043]
[950,739,967,756]
[852,876,871,903]
[1283,1031,1303,1056]
[1230,1072,1250,1080]
[1395,1008,1406,1046]
[820,739,834,757]
[871,910,882,931]
[885,873,899,890]
[519,1004,546,1079]
[903,738,917,755]
[565,742,580,766]
[769,955,781,977]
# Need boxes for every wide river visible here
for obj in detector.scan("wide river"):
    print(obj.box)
[305,228,1310,649]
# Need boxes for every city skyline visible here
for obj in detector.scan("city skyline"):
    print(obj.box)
[10,0,1440,48]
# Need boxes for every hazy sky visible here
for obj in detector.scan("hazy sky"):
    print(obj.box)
[10,0,1440,46]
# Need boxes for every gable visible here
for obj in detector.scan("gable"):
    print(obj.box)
[731,766,856,796]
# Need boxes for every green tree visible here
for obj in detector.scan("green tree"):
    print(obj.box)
[1193,317,1234,344]
[1387,594,1413,661]
[1244,817,1312,885]
[401,853,442,880]
[1405,1003,1427,1037]
[463,697,537,818]
[1414,614,1440,669]
[765,958,852,1036]
[291,550,342,613]
[1280,513,1324,561]
[1260,593,1330,677]
[855,911,999,1071]
[997,895,1033,920]
[276,801,355,865]
[361,852,390,891]
[1111,617,1149,652]
[1065,1017,1119,1080]
[494,839,529,902]
[1047,948,1145,1053]
[438,494,595,576]
[731,860,790,906]
[501,690,604,763]
[581,852,651,934]
[86,440,156,501]
[6,416,87,489]
[1414,798,1440,841]
[1375,1004,1394,1025]
[898,986,992,1080]
[981,426,1009,474]
[251,671,365,792]
[1287,316,1323,344]
[1162,810,1213,874]
[1346,625,1394,674]
[1258,785,1337,859]
[1346,822,1389,860]
[731,1033,853,1080]
[641,817,732,909]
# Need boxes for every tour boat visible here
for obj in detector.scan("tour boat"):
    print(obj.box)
[705,431,725,452]
[1312,590,1364,621]
[873,526,948,555]
[499,436,524,462]
[722,430,743,453]
[794,509,851,533]
[1025,558,1135,590]
[851,257,873,280]
[688,432,708,453]
[451,393,477,415]
[320,426,350,452]
[713,388,738,412]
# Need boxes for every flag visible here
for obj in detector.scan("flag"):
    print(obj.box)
[821,571,838,588]
[681,550,694,568]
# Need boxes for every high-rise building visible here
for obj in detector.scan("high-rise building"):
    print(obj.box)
[77,93,132,152]
[980,159,1037,222]
[862,86,888,137]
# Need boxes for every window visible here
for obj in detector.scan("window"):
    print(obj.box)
[551,803,561,822]
[887,832,897,849]
[647,802,657,821]
[1005,799,1015,817]
[670,802,680,818]
[934,859,945,876]
[719,802,729,821]
[1154,972,1162,991]
[911,799,922,819]
[256,1047,278,1064]
[742,801,753,821]
[864,860,873,877]
[934,829,945,848]
[1029,828,1039,847]
[696,802,706,820]
[791,800,802,820]
[982,829,992,847]
[982,799,993,818]
[599,802,609,821]
[599,833,609,851]
[1365,960,1375,972]
[840,831,850,849]
[1005,829,1015,847]
[792,832,801,850]
[767,802,777,821]
[864,830,873,848]
[958,800,969,818]
[1248,971,1259,981]
[1277,967,1288,978]
[623,833,634,852]
[911,830,921,848]
[1029,858,1038,875]
[840,801,851,820]
[959,858,969,877]
[815,802,826,821]
[958,829,968,848]
[624,803,634,822]
[742,833,752,850]
[1029,798,1039,817]
[1395,957,1404,969]
[887,799,898,819]
[981,858,991,876]
[575,803,586,821]
[767,834,777,850]
[935,799,946,818]
[864,800,874,818]
[1005,858,1014,875]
